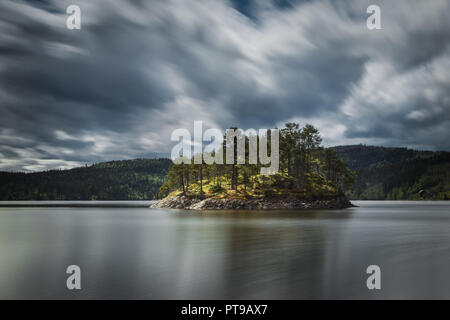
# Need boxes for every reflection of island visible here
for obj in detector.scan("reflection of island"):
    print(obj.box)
[154,123,354,210]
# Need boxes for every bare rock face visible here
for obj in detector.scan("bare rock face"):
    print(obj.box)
[151,195,353,210]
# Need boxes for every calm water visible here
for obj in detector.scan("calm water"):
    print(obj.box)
[0,201,449,299]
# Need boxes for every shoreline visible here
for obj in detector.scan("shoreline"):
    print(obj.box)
[151,195,354,210]
[0,200,154,208]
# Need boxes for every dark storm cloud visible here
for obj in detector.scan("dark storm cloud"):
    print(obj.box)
[0,0,449,171]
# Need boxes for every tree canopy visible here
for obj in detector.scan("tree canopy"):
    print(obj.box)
[0,158,171,200]
[160,123,354,200]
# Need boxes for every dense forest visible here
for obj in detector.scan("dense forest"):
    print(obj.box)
[159,123,354,200]
[0,159,171,200]
[1,140,448,201]
[334,145,450,200]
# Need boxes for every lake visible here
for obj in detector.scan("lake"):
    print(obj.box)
[0,201,449,299]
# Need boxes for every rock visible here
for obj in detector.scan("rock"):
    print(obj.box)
[151,195,353,210]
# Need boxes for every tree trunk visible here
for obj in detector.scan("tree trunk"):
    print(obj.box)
[199,165,204,197]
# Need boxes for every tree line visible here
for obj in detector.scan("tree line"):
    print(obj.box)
[2,142,446,201]
[0,158,171,200]
[335,147,450,200]
[159,123,354,199]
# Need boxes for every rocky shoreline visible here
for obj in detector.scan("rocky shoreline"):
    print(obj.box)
[151,195,354,210]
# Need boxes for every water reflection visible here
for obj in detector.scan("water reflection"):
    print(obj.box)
[0,202,449,299]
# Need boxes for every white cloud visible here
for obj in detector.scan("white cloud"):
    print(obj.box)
[0,0,449,171]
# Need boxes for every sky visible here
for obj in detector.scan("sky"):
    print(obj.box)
[0,0,449,171]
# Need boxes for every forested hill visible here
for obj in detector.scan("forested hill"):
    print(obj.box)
[332,145,434,170]
[0,158,171,200]
[332,145,450,200]
[1,145,449,201]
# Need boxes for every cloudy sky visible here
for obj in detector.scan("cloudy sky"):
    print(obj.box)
[0,0,449,171]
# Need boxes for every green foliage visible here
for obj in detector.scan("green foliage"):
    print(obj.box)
[210,183,225,194]
[6,138,445,202]
[0,158,171,200]
[334,145,450,200]
[333,144,434,170]
[162,123,353,200]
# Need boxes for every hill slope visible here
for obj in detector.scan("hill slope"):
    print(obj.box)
[333,145,450,200]
[0,158,172,200]
[1,145,449,201]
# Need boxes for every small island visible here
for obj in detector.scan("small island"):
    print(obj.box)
[152,123,354,210]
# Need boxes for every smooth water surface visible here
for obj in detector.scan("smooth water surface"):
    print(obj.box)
[0,201,449,299]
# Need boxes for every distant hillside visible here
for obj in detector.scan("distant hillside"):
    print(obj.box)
[1,145,449,201]
[332,145,434,170]
[0,158,172,200]
[332,145,450,200]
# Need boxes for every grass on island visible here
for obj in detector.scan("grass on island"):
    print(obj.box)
[159,123,354,201]
[161,171,341,200]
